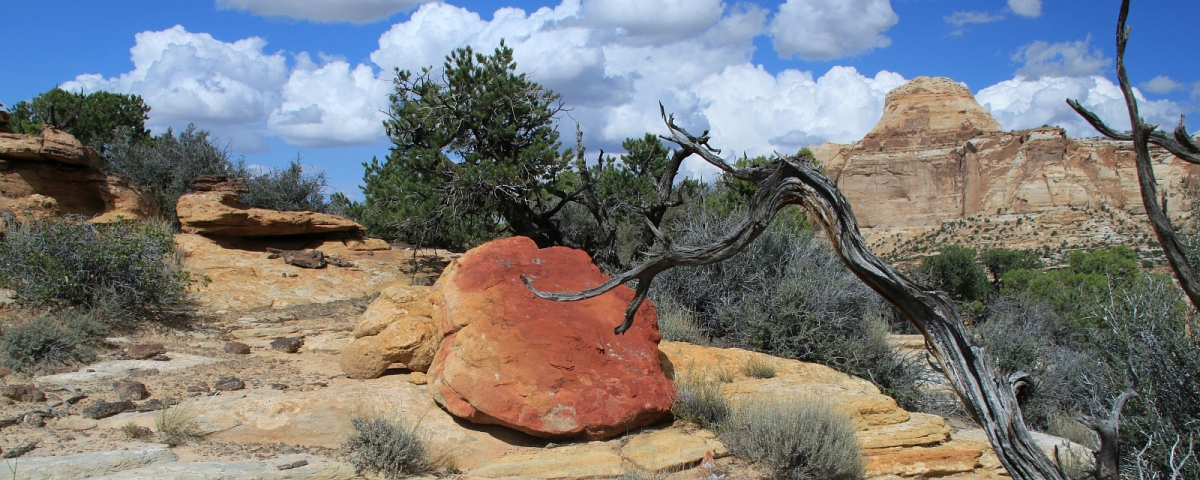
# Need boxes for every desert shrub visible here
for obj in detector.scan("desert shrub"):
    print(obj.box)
[236,158,329,212]
[916,245,990,302]
[976,273,1200,478]
[718,397,864,480]
[0,309,107,373]
[0,216,192,313]
[651,198,928,412]
[671,370,729,428]
[341,416,442,479]
[981,248,1043,287]
[102,125,236,222]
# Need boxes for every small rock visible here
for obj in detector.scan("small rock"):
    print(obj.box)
[214,376,245,391]
[136,399,164,412]
[20,413,45,428]
[277,459,308,470]
[407,372,428,385]
[151,354,171,361]
[238,317,259,323]
[270,337,304,353]
[82,400,134,419]
[270,384,288,390]
[113,381,150,401]
[126,344,166,360]
[186,382,210,393]
[0,367,13,377]
[224,341,252,355]
[2,385,46,403]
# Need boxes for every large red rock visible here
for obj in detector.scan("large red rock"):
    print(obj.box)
[428,236,673,440]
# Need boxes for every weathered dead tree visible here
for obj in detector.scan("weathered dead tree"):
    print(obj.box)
[1068,0,1200,314]
[525,104,1072,479]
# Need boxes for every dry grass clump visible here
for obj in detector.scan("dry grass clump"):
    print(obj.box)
[671,370,729,428]
[155,400,205,446]
[341,416,449,479]
[655,299,705,345]
[742,355,777,379]
[718,397,864,480]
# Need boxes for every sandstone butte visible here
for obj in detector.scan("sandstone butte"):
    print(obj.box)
[427,236,675,440]
[812,76,1200,257]
[0,126,158,222]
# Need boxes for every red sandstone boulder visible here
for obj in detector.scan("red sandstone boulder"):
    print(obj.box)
[428,236,673,440]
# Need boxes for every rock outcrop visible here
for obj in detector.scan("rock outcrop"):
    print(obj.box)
[340,285,442,379]
[428,236,674,440]
[0,127,158,222]
[176,189,366,237]
[811,76,1200,260]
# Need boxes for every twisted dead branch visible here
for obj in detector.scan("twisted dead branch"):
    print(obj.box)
[1067,0,1200,314]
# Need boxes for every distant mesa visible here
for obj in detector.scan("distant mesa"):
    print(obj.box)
[811,76,1200,262]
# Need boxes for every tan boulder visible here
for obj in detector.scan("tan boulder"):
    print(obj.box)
[340,285,443,379]
[176,190,365,237]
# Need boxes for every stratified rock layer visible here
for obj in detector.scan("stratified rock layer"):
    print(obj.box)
[176,190,365,237]
[428,236,674,440]
[811,76,1200,258]
[0,127,158,222]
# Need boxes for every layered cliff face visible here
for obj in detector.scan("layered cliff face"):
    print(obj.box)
[812,76,1200,261]
[0,127,159,222]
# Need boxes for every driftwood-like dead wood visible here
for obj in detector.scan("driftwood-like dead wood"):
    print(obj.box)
[524,105,1069,480]
[1068,0,1200,315]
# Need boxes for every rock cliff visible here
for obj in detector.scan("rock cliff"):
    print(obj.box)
[0,127,158,222]
[812,76,1200,261]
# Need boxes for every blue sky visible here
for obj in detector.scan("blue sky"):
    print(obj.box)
[4,0,1197,199]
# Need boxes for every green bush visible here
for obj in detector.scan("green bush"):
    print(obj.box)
[238,158,329,212]
[341,416,443,479]
[916,245,990,302]
[0,216,192,313]
[101,125,237,222]
[975,273,1200,478]
[0,309,107,373]
[718,397,864,480]
[8,87,150,146]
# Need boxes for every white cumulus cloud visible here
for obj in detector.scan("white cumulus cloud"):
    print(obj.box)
[945,11,1005,27]
[62,25,289,151]
[1013,37,1110,78]
[582,0,725,43]
[768,0,899,61]
[976,75,1181,137]
[1141,75,1186,94]
[267,55,391,148]
[215,0,431,24]
[1008,0,1042,18]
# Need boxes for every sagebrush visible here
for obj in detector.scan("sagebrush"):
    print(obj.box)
[0,216,191,313]
[0,308,108,373]
[718,397,864,480]
[341,416,444,479]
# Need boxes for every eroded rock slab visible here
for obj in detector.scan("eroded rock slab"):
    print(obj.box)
[428,236,674,440]
[176,190,364,237]
[470,444,626,479]
[11,443,176,479]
